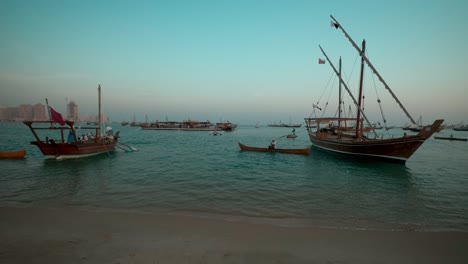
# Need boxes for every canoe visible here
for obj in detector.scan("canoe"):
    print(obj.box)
[286,134,297,138]
[434,136,467,141]
[238,143,311,155]
[0,149,26,159]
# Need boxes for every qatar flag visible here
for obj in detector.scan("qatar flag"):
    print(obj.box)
[48,106,65,126]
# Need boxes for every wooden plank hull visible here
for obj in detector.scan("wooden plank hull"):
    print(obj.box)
[32,140,117,159]
[238,143,311,155]
[306,119,444,163]
[0,150,26,159]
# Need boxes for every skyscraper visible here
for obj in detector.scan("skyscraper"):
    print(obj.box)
[67,101,79,121]
[33,103,46,121]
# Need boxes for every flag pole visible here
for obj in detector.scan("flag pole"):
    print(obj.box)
[45,98,53,127]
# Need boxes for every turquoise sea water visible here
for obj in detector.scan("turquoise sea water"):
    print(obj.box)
[1,121,468,231]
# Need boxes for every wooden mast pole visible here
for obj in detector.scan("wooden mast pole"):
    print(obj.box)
[97,84,101,139]
[319,45,378,138]
[330,15,417,125]
[356,40,366,138]
[45,98,53,128]
[338,57,342,130]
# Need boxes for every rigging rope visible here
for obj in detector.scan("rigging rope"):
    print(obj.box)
[367,48,389,130]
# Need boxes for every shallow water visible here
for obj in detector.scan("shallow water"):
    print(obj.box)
[1,122,468,231]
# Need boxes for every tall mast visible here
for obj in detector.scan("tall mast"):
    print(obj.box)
[338,57,342,129]
[97,84,101,139]
[330,15,416,125]
[45,98,53,127]
[356,40,366,138]
[319,45,378,138]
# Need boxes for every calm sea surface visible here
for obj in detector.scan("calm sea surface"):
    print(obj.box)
[1,121,468,231]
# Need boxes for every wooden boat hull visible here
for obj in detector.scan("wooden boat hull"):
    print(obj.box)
[286,134,297,138]
[306,119,444,163]
[0,149,26,159]
[32,140,117,159]
[238,143,311,155]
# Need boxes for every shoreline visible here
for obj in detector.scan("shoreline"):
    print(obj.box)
[1,206,467,263]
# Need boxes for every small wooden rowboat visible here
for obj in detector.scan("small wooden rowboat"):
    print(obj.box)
[238,143,311,155]
[0,149,26,159]
[434,136,467,142]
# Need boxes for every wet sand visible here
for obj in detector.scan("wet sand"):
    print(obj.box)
[1,206,467,263]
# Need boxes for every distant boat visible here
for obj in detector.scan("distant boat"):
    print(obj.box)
[129,114,139,127]
[0,149,26,159]
[23,85,120,159]
[286,134,297,138]
[238,142,311,155]
[215,121,237,131]
[434,135,467,141]
[121,121,129,126]
[304,16,443,164]
[255,122,260,128]
[268,122,302,128]
[141,120,216,131]
[453,123,468,131]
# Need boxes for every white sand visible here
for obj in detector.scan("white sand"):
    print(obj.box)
[1,206,467,263]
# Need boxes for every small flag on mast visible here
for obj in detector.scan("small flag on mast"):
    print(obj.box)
[331,21,339,29]
[318,58,326,64]
[313,104,322,111]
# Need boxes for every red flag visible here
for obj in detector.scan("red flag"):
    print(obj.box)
[318,58,326,64]
[48,106,65,125]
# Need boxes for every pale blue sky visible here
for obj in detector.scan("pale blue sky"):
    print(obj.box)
[1,0,467,125]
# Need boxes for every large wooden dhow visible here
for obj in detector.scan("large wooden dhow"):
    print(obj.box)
[304,16,443,164]
[24,85,119,160]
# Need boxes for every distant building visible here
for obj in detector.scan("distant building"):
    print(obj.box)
[0,107,18,121]
[33,103,47,121]
[18,104,33,121]
[67,101,79,121]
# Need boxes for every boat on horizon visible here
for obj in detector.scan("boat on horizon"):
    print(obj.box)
[141,119,216,131]
[453,123,468,131]
[267,122,302,128]
[215,121,237,131]
[23,85,120,159]
[304,15,443,164]
[238,143,311,155]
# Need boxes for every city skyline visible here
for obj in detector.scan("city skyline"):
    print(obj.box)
[0,101,107,123]
[1,1,467,125]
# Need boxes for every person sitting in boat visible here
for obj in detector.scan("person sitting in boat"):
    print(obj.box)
[87,132,95,140]
[67,131,75,143]
[105,126,114,140]
[80,133,88,142]
[269,139,277,149]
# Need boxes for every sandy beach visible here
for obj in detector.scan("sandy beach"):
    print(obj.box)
[1,206,467,264]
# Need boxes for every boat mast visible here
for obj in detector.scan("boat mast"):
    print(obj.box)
[330,15,417,125]
[319,45,378,138]
[356,40,366,138]
[97,84,101,139]
[338,57,342,130]
[45,98,53,127]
